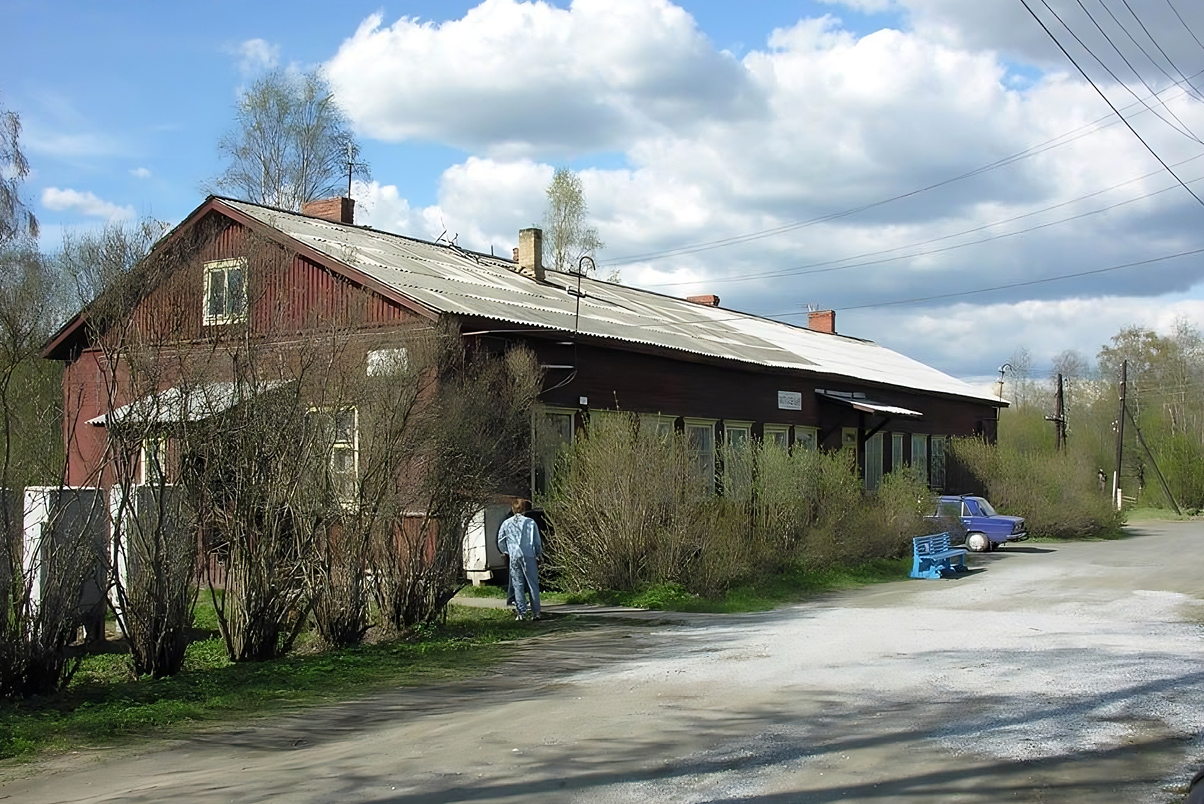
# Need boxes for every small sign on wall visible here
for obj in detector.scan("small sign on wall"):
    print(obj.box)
[777,390,802,410]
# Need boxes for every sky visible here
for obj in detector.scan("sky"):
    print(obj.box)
[6,0,1204,387]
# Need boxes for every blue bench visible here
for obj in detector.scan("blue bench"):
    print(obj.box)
[910,532,968,579]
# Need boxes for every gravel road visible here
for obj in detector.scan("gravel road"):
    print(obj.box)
[5,520,1204,803]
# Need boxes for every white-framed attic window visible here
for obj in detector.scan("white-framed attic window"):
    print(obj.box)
[203,258,248,325]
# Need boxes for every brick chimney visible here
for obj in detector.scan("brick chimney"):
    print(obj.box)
[807,309,836,334]
[301,197,355,225]
[686,294,721,307]
[516,228,544,281]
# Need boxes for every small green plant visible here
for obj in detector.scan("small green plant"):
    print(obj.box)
[949,437,1123,539]
[543,413,932,600]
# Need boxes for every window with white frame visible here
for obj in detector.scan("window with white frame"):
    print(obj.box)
[684,418,717,492]
[911,434,928,481]
[308,407,359,502]
[930,436,947,489]
[795,426,818,451]
[534,407,575,495]
[842,427,858,450]
[722,421,753,500]
[864,432,884,491]
[203,258,248,325]
[640,413,677,439]
[367,347,409,376]
[891,432,905,472]
[140,434,167,486]
[763,424,790,449]
[723,420,752,449]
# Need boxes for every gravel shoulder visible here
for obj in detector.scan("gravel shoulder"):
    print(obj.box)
[5,521,1204,803]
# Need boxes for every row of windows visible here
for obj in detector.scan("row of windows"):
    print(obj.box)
[533,408,948,495]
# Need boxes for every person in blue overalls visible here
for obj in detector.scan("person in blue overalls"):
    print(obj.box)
[497,498,542,620]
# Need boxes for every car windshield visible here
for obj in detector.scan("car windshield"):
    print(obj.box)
[974,498,998,516]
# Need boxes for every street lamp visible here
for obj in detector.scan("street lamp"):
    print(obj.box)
[995,362,1011,402]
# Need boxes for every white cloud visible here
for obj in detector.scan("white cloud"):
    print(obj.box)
[327,0,755,156]
[130,167,152,179]
[41,187,135,221]
[330,1,1204,377]
[235,38,280,76]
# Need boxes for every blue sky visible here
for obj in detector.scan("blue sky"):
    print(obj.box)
[6,0,1204,385]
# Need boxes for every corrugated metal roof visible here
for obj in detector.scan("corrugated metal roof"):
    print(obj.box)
[222,199,1001,404]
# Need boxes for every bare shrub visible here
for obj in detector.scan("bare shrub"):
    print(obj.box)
[0,489,107,698]
[183,373,321,661]
[109,484,196,676]
[371,331,540,629]
[80,223,205,677]
[0,244,105,697]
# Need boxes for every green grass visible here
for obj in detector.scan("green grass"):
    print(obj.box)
[561,557,912,614]
[454,581,572,604]
[1125,506,1201,522]
[0,605,577,761]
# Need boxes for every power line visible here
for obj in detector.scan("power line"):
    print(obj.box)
[617,244,1204,332]
[1072,0,1204,143]
[1117,0,1202,97]
[837,244,1204,311]
[601,71,1204,268]
[1164,0,1204,60]
[1021,0,1204,210]
[644,152,1204,289]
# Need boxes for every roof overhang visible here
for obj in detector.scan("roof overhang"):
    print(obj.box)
[87,380,287,428]
[815,389,923,418]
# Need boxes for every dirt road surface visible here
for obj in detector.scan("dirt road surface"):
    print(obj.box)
[6,520,1204,803]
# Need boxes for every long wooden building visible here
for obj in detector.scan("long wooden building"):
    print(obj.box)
[43,195,1004,494]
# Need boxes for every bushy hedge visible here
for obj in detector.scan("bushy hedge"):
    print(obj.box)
[543,413,932,598]
[949,437,1123,539]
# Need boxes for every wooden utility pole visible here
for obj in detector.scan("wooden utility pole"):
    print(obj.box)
[1112,360,1127,510]
[1124,405,1181,515]
[1045,372,1066,451]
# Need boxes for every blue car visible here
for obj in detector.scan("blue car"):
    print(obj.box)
[932,495,1028,553]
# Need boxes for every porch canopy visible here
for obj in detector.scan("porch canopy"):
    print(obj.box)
[87,381,287,428]
[814,389,923,418]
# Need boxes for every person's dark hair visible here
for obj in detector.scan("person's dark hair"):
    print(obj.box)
[511,498,530,516]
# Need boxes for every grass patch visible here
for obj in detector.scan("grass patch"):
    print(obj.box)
[1125,506,1201,522]
[0,605,577,761]
[453,581,572,605]
[562,557,911,614]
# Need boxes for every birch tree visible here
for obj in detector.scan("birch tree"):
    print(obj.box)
[215,69,369,210]
[543,168,603,273]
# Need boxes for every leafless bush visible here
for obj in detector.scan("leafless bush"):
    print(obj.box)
[81,224,204,677]
[182,370,322,661]
[372,332,540,629]
[0,245,106,697]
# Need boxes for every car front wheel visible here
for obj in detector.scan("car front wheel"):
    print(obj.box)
[966,532,991,553]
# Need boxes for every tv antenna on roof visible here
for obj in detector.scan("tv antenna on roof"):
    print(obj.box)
[344,142,368,198]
